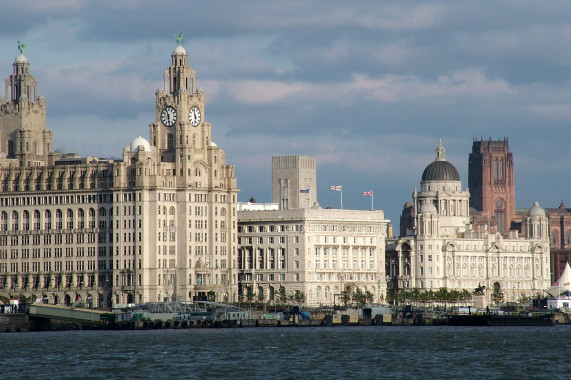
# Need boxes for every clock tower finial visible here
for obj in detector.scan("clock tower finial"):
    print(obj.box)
[17,41,27,55]
[175,33,183,46]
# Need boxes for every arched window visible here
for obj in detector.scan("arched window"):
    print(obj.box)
[551,231,559,246]
[33,210,41,230]
[169,206,175,216]
[66,209,74,229]
[41,210,51,230]
[88,208,96,228]
[22,210,30,230]
[99,207,107,217]
[566,230,571,247]
[77,208,85,229]
[11,211,19,231]
[220,208,226,217]
[0,211,7,231]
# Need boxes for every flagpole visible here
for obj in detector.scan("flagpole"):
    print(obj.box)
[371,191,374,211]
[340,186,343,209]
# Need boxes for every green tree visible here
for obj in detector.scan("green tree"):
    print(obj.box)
[278,286,287,304]
[340,289,350,307]
[518,292,530,305]
[294,291,305,304]
[246,288,256,302]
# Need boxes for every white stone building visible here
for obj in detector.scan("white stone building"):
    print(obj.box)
[238,155,390,307]
[386,142,551,305]
[238,208,389,307]
[0,41,239,306]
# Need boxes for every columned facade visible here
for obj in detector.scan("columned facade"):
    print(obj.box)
[0,41,239,306]
[388,142,550,306]
[238,208,389,307]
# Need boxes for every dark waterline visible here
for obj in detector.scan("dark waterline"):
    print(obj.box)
[2,326,569,379]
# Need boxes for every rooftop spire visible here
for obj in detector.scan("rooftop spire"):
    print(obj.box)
[435,139,446,161]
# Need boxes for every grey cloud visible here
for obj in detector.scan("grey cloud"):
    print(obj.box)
[2,0,571,229]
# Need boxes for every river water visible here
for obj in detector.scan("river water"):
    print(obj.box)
[2,326,568,379]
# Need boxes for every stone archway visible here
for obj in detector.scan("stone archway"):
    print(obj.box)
[492,282,503,304]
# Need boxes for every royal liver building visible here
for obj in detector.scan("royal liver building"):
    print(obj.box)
[0,41,239,306]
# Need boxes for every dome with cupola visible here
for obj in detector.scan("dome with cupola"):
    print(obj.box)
[528,201,546,217]
[421,140,460,182]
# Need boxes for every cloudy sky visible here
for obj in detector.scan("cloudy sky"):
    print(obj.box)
[1,1,570,232]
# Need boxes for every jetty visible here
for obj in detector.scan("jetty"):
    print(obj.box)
[0,302,567,332]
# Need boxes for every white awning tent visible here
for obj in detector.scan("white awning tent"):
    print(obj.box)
[545,262,571,297]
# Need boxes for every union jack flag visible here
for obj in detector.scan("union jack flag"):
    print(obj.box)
[363,191,373,196]
[330,185,341,191]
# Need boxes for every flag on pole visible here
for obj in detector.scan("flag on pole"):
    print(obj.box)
[300,189,310,193]
[330,185,343,209]
[363,190,373,196]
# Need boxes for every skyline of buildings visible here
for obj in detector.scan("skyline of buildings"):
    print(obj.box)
[0,39,567,307]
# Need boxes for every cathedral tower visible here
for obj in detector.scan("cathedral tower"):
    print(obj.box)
[468,138,515,234]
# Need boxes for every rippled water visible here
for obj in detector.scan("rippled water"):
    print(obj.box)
[2,326,569,379]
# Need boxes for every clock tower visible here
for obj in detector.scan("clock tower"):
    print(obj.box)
[145,37,239,302]
[0,43,53,167]
[150,41,210,179]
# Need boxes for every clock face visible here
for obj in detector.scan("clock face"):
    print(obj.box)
[189,106,201,127]
[161,106,177,127]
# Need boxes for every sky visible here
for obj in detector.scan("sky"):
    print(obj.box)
[1,0,571,234]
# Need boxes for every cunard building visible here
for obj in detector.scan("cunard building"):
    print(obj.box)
[0,40,239,307]
[238,156,390,307]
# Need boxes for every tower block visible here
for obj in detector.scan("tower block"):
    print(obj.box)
[468,138,516,234]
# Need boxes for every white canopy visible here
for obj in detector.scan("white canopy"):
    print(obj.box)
[545,262,571,297]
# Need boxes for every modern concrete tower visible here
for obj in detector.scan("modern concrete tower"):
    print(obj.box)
[272,155,317,210]
[468,138,516,234]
